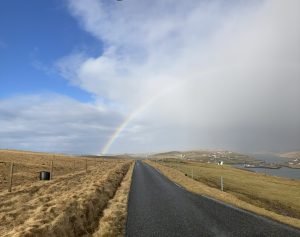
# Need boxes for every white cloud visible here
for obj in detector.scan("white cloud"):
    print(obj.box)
[0,94,123,154]
[56,0,300,153]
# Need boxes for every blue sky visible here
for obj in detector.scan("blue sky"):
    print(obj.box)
[0,0,299,154]
[0,0,99,101]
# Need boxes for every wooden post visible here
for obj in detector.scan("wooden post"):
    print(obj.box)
[191,168,194,179]
[73,160,75,171]
[50,161,54,180]
[221,176,224,192]
[85,159,88,172]
[8,162,14,192]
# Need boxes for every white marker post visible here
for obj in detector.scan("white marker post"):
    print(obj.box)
[221,176,224,192]
[8,162,14,192]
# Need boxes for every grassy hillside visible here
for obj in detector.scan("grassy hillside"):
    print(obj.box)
[151,150,255,164]
[0,149,122,191]
[0,149,134,236]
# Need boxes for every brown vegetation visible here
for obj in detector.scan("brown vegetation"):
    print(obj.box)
[0,149,112,192]
[147,160,300,229]
[0,150,133,236]
[93,163,134,237]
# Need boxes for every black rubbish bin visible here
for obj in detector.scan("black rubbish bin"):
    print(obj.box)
[39,171,50,180]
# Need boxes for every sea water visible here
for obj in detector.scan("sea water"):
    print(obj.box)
[233,153,300,180]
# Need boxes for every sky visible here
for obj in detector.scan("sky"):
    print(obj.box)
[0,0,299,154]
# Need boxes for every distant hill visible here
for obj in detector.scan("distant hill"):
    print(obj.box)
[279,151,300,159]
[151,150,254,164]
[0,149,125,160]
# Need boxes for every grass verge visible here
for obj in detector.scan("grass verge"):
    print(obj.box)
[1,161,132,237]
[0,149,114,191]
[92,162,134,237]
[146,160,300,229]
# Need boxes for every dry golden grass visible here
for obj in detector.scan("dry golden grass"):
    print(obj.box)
[93,162,134,237]
[0,149,110,192]
[0,150,133,237]
[147,160,300,229]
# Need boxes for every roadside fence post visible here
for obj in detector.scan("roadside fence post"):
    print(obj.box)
[85,159,88,172]
[8,162,14,192]
[221,176,224,192]
[192,168,194,179]
[50,160,54,180]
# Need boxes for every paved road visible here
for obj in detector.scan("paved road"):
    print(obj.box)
[126,161,300,237]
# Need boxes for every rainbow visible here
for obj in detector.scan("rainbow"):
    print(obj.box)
[100,67,221,154]
[100,81,183,154]
[100,108,140,155]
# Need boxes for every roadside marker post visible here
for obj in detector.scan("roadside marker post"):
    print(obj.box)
[85,159,88,172]
[221,176,224,192]
[191,168,194,179]
[8,162,14,192]
[50,160,54,180]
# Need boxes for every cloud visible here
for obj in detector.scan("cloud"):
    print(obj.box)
[55,0,300,153]
[0,94,123,154]
[32,60,56,76]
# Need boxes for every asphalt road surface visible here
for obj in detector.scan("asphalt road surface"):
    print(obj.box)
[126,161,300,237]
